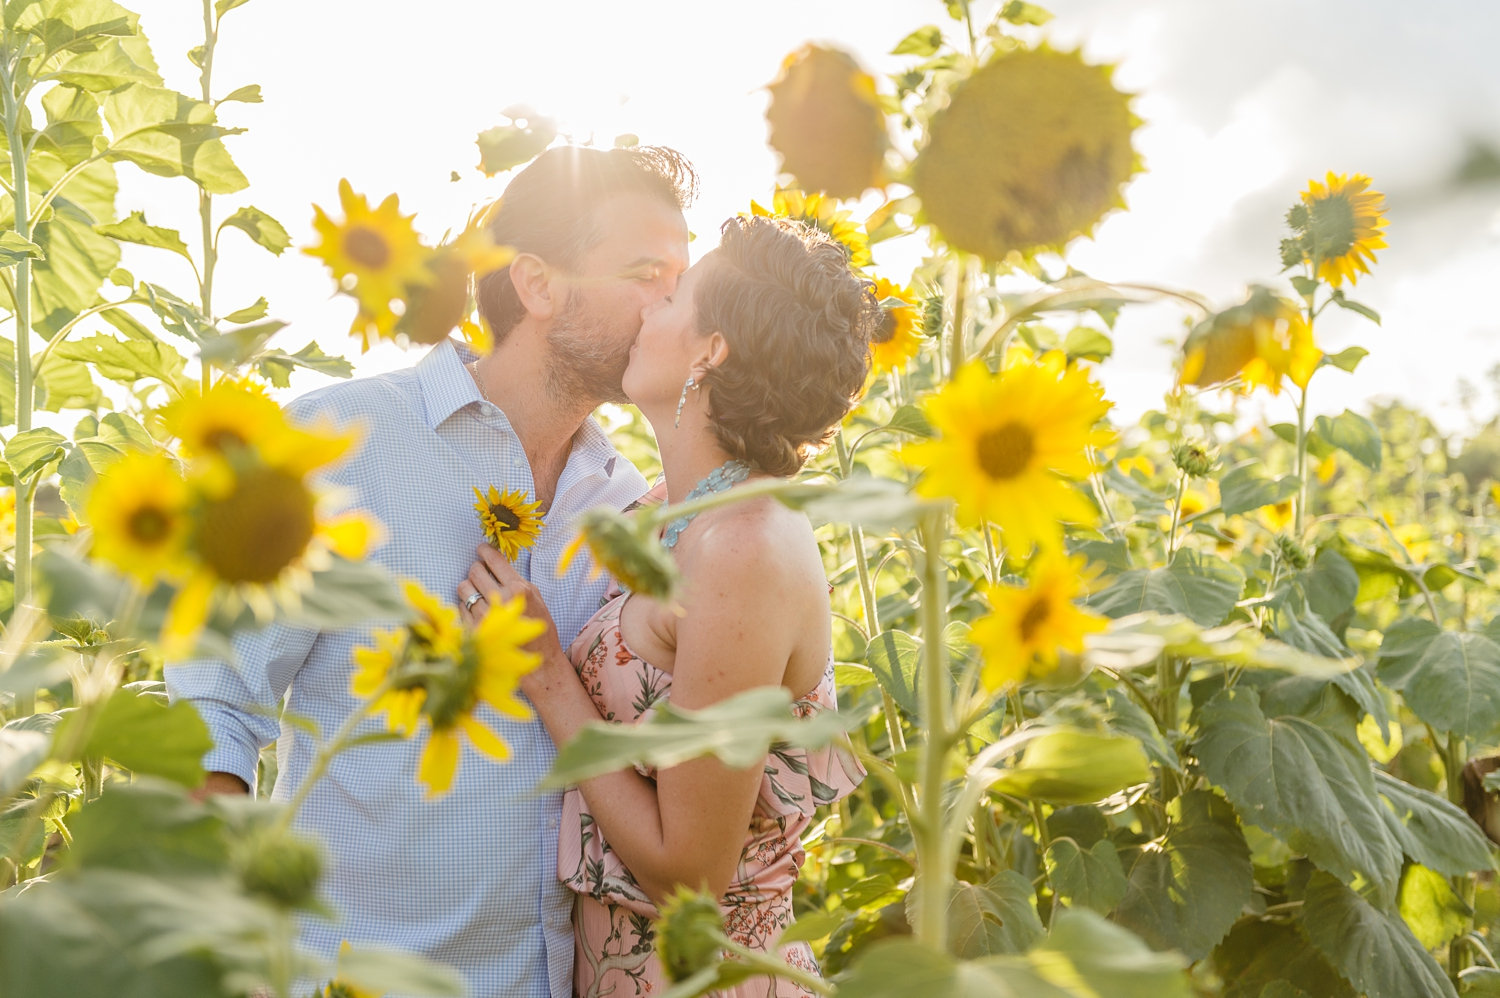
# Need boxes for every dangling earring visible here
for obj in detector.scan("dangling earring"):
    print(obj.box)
[674,375,697,428]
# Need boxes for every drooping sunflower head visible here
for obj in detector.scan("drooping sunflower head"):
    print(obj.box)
[1180,286,1320,395]
[655,886,731,983]
[911,46,1140,261]
[971,551,1107,691]
[766,44,888,200]
[907,354,1113,551]
[305,179,435,350]
[869,277,923,375]
[1282,172,1388,288]
[559,506,681,603]
[748,189,871,268]
[86,451,194,584]
[401,223,515,346]
[472,485,544,559]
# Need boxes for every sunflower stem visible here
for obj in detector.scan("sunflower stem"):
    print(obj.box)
[278,675,393,833]
[914,509,954,952]
[3,48,37,717]
[198,0,217,391]
[835,433,916,821]
[947,253,969,379]
[1165,470,1188,562]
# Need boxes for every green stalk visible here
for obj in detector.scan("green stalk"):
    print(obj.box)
[1445,732,1473,979]
[835,433,916,820]
[914,509,954,950]
[948,253,968,380]
[1293,280,1316,537]
[198,0,217,391]
[3,46,37,717]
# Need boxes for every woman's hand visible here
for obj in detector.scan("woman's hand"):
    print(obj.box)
[457,544,562,664]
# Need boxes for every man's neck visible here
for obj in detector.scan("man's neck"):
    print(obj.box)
[472,341,598,508]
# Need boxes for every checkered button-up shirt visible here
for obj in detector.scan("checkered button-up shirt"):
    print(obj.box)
[166,339,647,998]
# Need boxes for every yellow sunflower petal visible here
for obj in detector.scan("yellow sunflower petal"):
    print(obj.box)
[460,714,511,763]
[418,727,461,798]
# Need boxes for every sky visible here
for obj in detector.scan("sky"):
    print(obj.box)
[114,0,1500,436]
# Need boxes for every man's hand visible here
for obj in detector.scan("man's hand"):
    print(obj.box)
[193,770,250,801]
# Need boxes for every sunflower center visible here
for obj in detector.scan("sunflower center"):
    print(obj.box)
[1018,595,1052,644]
[873,308,899,345]
[1307,195,1357,257]
[203,427,248,453]
[128,505,174,545]
[195,467,317,584]
[489,504,522,531]
[975,422,1035,480]
[343,226,391,269]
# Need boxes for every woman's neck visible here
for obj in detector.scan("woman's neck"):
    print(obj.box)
[656,425,744,506]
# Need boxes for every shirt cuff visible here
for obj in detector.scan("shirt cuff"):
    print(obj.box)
[193,703,266,792]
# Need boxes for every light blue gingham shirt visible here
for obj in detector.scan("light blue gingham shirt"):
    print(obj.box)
[165,339,647,998]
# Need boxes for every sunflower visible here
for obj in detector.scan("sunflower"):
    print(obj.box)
[911,46,1139,261]
[315,941,384,998]
[0,488,14,551]
[907,354,1113,552]
[305,179,433,349]
[749,189,871,268]
[473,485,544,558]
[401,222,515,346]
[1284,172,1388,288]
[163,380,343,467]
[86,451,194,584]
[350,581,543,797]
[869,277,922,374]
[972,552,1107,690]
[766,44,888,200]
[559,506,681,603]
[1179,286,1320,395]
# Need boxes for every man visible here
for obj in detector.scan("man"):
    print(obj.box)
[167,145,696,998]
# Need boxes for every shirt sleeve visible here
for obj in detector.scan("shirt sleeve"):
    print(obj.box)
[165,620,318,791]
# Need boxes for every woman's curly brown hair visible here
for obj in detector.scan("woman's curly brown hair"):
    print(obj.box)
[694,215,880,476]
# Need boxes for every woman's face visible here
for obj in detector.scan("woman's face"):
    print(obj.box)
[622,253,714,418]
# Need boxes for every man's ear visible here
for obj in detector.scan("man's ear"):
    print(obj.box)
[509,253,556,321]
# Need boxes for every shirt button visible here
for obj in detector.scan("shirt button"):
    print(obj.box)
[548,817,559,830]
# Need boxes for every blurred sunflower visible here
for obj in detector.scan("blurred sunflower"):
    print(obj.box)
[971,551,1107,690]
[1284,172,1387,288]
[1179,287,1320,395]
[911,46,1139,261]
[402,222,515,346]
[869,278,922,374]
[907,354,1113,552]
[473,485,544,559]
[749,189,871,268]
[315,942,384,998]
[766,44,887,200]
[559,506,681,604]
[163,379,282,458]
[305,179,433,348]
[86,451,193,584]
[0,488,14,551]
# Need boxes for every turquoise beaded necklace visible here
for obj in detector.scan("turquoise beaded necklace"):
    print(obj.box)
[661,459,751,549]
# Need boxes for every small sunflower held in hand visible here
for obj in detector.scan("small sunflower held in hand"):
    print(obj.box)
[473,485,543,558]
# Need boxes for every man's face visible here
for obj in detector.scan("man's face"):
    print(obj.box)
[545,191,691,405]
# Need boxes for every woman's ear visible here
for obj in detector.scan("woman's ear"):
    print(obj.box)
[695,332,730,377]
[508,253,555,321]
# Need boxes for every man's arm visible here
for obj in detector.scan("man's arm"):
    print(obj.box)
[166,622,318,796]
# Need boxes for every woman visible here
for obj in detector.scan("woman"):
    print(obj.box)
[458,214,878,996]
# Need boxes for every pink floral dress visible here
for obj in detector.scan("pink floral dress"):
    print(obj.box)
[558,591,865,998]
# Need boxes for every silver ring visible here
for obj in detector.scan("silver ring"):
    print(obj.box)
[463,591,484,611]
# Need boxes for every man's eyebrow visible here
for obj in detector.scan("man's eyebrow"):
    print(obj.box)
[620,256,667,270]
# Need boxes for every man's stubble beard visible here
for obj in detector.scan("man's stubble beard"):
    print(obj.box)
[543,291,633,406]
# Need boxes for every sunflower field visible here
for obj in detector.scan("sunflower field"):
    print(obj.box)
[3,1,1500,997]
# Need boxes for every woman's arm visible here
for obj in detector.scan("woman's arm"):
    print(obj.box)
[462,523,804,904]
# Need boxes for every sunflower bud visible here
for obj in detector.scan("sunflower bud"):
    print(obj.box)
[234,826,323,910]
[655,886,728,982]
[919,293,945,339]
[766,45,888,200]
[1170,442,1217,479]
[1275,534,1311,571]
[564,507,681,603]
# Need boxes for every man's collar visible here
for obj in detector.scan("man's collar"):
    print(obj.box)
[416,338,481,430]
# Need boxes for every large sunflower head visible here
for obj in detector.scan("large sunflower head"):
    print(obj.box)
[907,353,1113,551]
[473,485,544,559]
[765,44,888,200]
[869,277,923,375]
[911,46,1140,261]
[748,188,871,268]
[305,179,434,350]
[971,551,1107,691]
[1282,172,1388,288]
[1180,286,1320,395]
[86,451,194,584]
[401,223,515,347]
